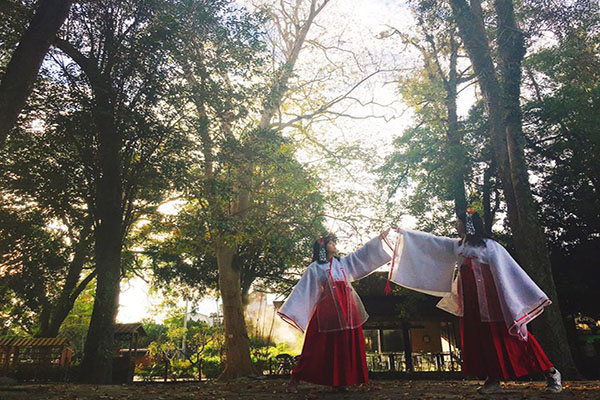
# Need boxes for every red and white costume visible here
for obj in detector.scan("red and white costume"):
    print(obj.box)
[388,229,553,379]
[278,235,391,387]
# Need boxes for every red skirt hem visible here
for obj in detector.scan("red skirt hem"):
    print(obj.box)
[460,259,553,380]
[291,282,369,387]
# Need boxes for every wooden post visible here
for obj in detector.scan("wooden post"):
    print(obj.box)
[402,323,413,372]
[164,355,169,382]
[131,331,139,382]
[198,358,203,381]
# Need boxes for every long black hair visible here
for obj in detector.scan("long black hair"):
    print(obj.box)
[457,210,490,247]
[312,234,337,263]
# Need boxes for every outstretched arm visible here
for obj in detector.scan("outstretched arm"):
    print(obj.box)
[342,231,392,281]
[388,229,459,296]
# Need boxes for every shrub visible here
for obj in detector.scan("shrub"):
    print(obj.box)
[201,356,222,379]
[170,359,195,380]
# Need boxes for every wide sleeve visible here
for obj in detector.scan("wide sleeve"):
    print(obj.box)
[486,240,551,340]
[388,229,459,297]
[277,263,325,333]
[341,235,392,281]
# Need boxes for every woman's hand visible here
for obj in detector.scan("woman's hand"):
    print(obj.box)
[380,227,393,251]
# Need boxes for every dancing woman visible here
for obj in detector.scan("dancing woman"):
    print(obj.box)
[278,230,391,391]
[388,210,562,394]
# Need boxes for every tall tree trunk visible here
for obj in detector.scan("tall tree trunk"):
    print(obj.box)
[0,0,72,147]
[402,323,413,372]
[237,255,254,308]
[449,0,579,377]
[446,91,467,215]
[482,164,494,235]
[216,241,256,379]
[214,0,330,380]
[52,38,126,382]
[80,88,124,383]
[38,301,51,336]
[494,0,579,377]
[419,28,468,215]
[217,167,256,379]
[445,34,467,215]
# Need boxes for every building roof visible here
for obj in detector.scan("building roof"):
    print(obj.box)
[114,323,147,337]
[0,337,70,347]
[354,272,456,325]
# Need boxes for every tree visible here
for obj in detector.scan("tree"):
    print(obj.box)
[377,2,499,233]
[151,0,331,379]
[0,87,96,338]
[58,285,95,357]
[0,205,94,337]
[211,0,330,378]
[520,0,600,349]
[448,0,579,375]
[407,3,471,215]
[0,0,73,147]
[153,0,269,379]
[521,0,600,254]
[40,0,186,382]
[148,154,325,307]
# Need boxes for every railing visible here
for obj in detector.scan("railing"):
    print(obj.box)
[264,351,462,376]
[262,354,300,375]
[366,352,462,372]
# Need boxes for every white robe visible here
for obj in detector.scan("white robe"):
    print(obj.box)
[278,235,392,333]
[388,229,551,341]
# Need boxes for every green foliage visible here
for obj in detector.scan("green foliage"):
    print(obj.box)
[133,1,326,300]
[142,317,226,380]
[200,356,223,379]
[139,300,226,380]
[377,3,496,235]
[0,59,96,335]
[144,132,325,297]
[137,297,297,380]
[523,32,600,250]
[0,206,68,334]
[0,138,95,335]
[520,2,600,318]
[0,0,31,67]
[58,286,95,356]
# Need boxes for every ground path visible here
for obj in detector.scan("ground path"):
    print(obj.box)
[1,378,599,399]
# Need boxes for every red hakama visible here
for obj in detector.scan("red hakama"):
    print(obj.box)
[291,280,369,387]
[459,258,553,379]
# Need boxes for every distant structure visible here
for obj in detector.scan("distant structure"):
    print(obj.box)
[356,272,461,372]
[0,337,73,381]
[113,323,147,383]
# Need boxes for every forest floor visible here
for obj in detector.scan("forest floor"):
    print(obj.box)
[0,378,599,400]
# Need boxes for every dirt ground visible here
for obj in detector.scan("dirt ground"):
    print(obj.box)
[1,378,599,400]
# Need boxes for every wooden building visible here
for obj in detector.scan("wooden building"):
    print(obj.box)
[354,272,462,372]
[113,323,147,383]
[0,337,72,381]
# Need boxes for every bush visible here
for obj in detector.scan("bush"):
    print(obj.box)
[201,356,223,379]
[12,364,67,382]
[136,362,163,382]
[170,359,195,380]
